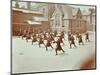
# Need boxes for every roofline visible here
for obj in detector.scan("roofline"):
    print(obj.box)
[12,7,43,15]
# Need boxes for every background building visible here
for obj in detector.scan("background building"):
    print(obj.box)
[12,1,96,35]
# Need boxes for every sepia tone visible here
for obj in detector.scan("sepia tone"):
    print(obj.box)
[12,0,96,74]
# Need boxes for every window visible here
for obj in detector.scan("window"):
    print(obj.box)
[42,7,48,18]
[55,13,60,27]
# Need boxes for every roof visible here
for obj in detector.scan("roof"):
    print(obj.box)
[69,5,95,15]
[12,8,43,15]
[51,4,73,19]
[72,8,96,16]
[34,17,48,21]
[27,20,42,25]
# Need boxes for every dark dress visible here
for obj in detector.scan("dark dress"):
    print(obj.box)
[26,34,31,39]
[32,36,37,42]
[39,37,44,44]
[78,35,83,43]
[70,36,75,44]
[46,40,51,47]
[68,34,71,42]
[86,33,89,40]
[56,40,63,51]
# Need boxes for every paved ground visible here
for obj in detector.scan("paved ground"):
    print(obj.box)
[12,32,95,73]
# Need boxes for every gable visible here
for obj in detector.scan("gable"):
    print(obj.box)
[52,9,62,17]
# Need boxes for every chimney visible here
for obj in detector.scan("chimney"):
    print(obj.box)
[27,2,31,10]
[15,1,19,8]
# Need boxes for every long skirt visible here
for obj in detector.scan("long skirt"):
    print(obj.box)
[56,45,63,51]
[46,42,51,47]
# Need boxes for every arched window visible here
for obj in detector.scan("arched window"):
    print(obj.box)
[55,13,60,27]
[42,7,48,18]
